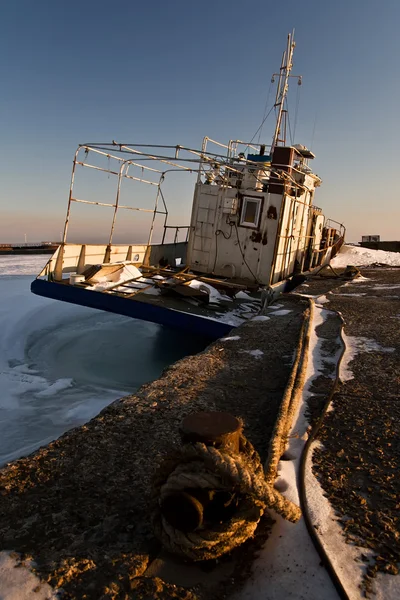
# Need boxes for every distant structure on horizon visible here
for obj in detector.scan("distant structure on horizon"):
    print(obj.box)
[360,235,400,254]
[361,235,380,243]
[0,242,59,255]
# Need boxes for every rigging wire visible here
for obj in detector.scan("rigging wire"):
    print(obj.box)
[243,105,275,155]
[310,108,319,151]
[293,80,301,141]
[257,79,274,145]
[233,222,260,284]
[212,224,233,273]
[286,98,294,146]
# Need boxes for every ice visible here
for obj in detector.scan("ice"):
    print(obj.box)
[0,256,207,466]
[35,378,74,397]
[221,335,241,341]
[331,244,400,267]
[250,315,270,322]
[0,255,49,277]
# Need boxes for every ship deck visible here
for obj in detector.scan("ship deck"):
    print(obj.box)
[32,264,263,338]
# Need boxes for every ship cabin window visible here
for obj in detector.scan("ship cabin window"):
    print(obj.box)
[240,196,262,228]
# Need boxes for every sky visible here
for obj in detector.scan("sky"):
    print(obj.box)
[1,0,399,243]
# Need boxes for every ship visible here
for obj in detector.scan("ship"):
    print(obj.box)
[31,33,345,339]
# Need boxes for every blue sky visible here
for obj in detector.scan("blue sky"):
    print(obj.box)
[1,0,399,243]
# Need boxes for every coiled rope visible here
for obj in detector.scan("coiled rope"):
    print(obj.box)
[152,433,301,561]
[151,300,314,561]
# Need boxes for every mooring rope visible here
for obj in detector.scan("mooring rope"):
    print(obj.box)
[264,300,313,481]
[152,433,302,561]
[151,300,313,561]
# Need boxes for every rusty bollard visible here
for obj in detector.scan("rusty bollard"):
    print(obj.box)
[160,412,242,532]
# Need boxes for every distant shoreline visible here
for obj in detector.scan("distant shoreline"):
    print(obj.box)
[0,245,57,256]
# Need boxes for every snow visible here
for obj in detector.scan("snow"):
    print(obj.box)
[304,444,373,598]
[241,349,264,359]
[333,292,367,297]
[235,290,253,300]
[250,315,270,322]
[301,310,400,599]
[236,304,339,600]
[87,264,142,291]
[268,308,292,316]
[342,275,370,284]
[238,304,395,599]
[0,552,58,600]
[189,279,233,302]
[315,294,329,304]
[306,441,400,599]
[340,334,395,382]
[200,299,261,327]
[331,244,400,268]
[221,335,241,341]
[372,283,400,289]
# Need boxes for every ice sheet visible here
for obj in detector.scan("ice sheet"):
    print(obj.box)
[0,258,207,466]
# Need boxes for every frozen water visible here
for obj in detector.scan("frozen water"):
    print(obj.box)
[0,256,207,466]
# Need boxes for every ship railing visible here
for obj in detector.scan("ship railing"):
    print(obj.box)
[0,242,55,248]
[63,142,281,251]
[227,140,273,159]
[324,218,346,237]
[37,240,189,283]
[60,141,322,273]
[161,226,190,245]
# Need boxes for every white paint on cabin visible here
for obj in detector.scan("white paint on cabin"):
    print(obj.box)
[187,147,325,287]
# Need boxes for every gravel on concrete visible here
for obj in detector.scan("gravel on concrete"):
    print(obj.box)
[299,269,400,596]
[0,295,308,600]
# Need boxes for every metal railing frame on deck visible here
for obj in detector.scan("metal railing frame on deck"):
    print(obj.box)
[56,140,343,284]
[62,141,286,252]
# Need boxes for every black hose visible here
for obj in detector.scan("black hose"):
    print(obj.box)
[298,309,350,600]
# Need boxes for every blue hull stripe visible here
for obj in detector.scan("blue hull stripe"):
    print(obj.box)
[31,279,233,339]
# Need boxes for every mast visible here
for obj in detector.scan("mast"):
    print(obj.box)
[271,31,298,152]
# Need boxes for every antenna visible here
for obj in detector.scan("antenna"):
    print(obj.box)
[271,30,301,152]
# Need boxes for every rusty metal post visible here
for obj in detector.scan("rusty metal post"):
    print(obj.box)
[179,411,241,453]
[160,412,242,532]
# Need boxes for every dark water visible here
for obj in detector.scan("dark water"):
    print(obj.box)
[0,262,208,465]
